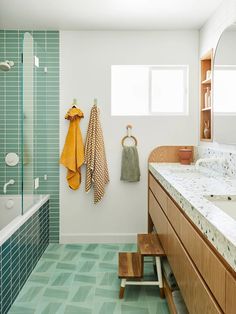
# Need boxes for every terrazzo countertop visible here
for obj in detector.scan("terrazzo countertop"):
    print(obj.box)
[149,163,236,272]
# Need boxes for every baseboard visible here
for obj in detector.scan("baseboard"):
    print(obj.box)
[60,233,137,244]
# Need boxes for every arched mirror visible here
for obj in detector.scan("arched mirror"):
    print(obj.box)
[213,24,236,144]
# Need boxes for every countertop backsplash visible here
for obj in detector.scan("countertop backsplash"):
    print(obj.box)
[195,146,236,178]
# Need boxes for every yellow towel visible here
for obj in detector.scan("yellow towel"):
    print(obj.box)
[60,107,84,190]
[85,105,109,203]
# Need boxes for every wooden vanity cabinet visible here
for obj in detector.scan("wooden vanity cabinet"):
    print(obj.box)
[168,197,226,311]
[226,272,236,314]
[149,190,168,253]
[149,174,168,214]
[148,172,236,314]
[167,220,221,314]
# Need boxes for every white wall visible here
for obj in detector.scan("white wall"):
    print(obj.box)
[200,0,236,56]
[60,31,199,243]
[199,0,236,151]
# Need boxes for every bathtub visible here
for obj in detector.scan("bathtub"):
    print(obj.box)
[0,194,49,245]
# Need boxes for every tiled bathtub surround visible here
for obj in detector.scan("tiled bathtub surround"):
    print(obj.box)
[0,30,59,242]
[195,146,236,177]
[149,163,236,272]
[0,200,49,314]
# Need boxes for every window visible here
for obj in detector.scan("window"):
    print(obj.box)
[111,65,189,116]
[214,65,236,114]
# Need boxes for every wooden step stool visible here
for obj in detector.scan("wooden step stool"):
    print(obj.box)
[118,233,165,299]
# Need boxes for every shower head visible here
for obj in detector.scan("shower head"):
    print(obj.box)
[0,60,14,72]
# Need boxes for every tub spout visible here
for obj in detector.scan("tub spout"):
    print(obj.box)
[3,179,15,194]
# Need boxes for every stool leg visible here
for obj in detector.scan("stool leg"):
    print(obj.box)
[141,256,144,277]
[153,256,157,275]
[156,257,164,299]
[119,278,126,299]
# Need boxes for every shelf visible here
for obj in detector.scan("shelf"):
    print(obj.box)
[201,50,212,60]
[201,107,212,112]
[200,138,212,142]
[200,48,213,142]
[201,78,211,85]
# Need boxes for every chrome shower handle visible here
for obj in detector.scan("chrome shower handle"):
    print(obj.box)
[3,179,15,194]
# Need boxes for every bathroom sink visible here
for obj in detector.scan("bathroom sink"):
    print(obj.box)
[167,167,197,175]
[167,168,204,178]
[205,196,236,221]
[168,169,196,173]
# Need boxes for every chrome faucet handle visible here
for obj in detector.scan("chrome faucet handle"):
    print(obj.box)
[3,179,15,194]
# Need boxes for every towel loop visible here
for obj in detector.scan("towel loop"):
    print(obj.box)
[126,125,132,137]
[121,125,138,147]
[72,98,77,108]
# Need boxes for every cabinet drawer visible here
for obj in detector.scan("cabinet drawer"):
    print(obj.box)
[226,271,236,314]
[149,173,168,213]
[179,209,226,311]
[167,197,181,236]
[149,190,168,253]
[167,222,222,314]
[148,171,227,312]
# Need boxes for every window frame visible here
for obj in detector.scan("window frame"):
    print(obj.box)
[111,64,189,116]
[149,65,189,116]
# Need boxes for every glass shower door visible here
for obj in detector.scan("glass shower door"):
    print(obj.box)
[22,32,47,214]
[22,32,34,212]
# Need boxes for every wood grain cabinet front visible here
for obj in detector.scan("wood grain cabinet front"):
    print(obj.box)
[168,198,226,312]
[167,198,181,236]
[147,172,233,313]
[149,174,168,214]
[226,271,236,314]
[149,190,168,253]
[167,222,222,314]
[180,210,226,311]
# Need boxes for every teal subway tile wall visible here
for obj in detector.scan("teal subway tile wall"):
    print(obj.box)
[0,30,60,242]
[0,30,21,196]
[0,200,49,314]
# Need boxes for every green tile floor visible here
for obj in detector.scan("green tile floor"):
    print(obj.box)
[9,244,170,314]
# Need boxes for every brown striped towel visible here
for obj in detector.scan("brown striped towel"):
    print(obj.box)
[85,105,109,203]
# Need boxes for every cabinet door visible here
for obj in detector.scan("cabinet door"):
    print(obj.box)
[226,271,236,314]
[167,222,222,314]
[167,198,181,236]
[149,190,168,253]
[179,207,226,312]
[149,174,168,214]
[167,195,226,311]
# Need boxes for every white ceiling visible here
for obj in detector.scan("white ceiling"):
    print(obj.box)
[0,0,223,30]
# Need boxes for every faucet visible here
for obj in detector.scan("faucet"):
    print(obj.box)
[195,157,226,171]
[3,179,15,194]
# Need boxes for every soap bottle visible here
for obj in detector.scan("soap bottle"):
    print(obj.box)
[208,88,211,108]
[204,87,211,108]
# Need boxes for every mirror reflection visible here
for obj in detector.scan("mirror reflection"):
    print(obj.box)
[213,24,236,144]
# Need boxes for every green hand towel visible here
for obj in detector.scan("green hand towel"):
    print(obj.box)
[120,146,140,182]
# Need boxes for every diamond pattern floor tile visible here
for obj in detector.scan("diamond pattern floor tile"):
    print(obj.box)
[8,244,170,314]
